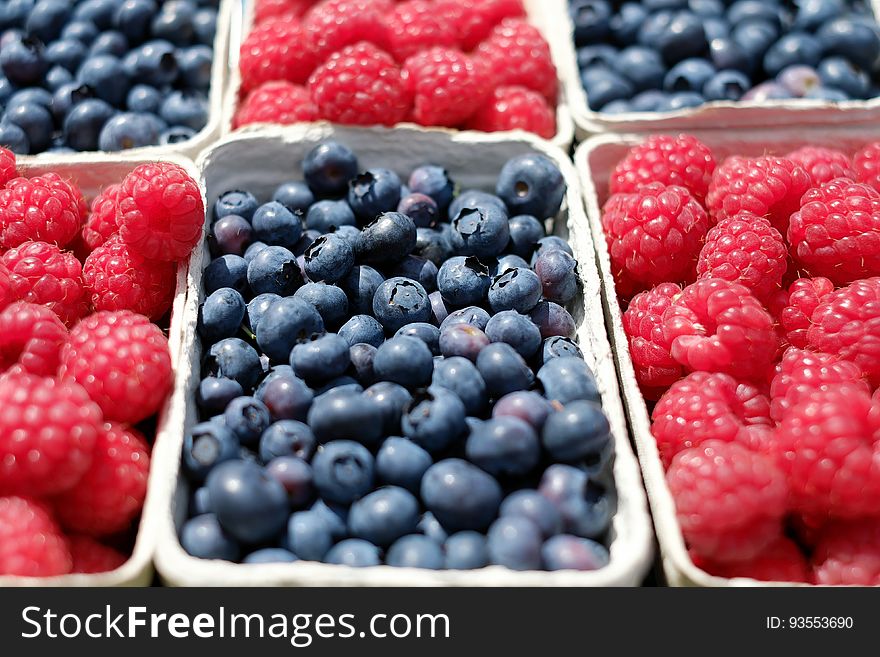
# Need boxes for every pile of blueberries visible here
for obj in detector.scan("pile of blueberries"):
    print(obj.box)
[179,141,617,572]
[571,0,880,113]
[0,0,218,154]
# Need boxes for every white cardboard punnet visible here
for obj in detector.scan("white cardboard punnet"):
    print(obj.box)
[151,124,654,587]
[0,152,204,587]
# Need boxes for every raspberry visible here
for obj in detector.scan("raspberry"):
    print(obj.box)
[387,0,458,62]
[81,183,120,252]
[610,134,716,202]
[787,177,880,285]
[0,173,86,249]
[0,262,13,312]
[302,0,390,62]
[807,277,880,385]
[238,17,318,94]
[778,276,834,349]
[60,311,172,424]
[663,278,779,381]
[853,141,880,194]
[2,240,89,326]
[786,145,854,186]
[233,81,317,128]
[68,535,127,574]
[696,213,787,302]
[0,146,16,186]
[403,47,488,127]
[308,42,412,127]
[0,302,67,376]
[465,85,557,139]
[0,373,102,496]
[475,19,558,103]
[774,386,880,518]
[54,423,150,537]
[0,496,71,577]
[667,440,787,563]
[622,282,683,398]
[601,183,709,289]
[117,162,204,263]
[254,0,316,24]
[436,0,525,51]
[705,155,812,233]
[83,237,175,320]
[693,537,812,583]
[769,347,869,422]
[651,371,772,467]
[812,519,880,586]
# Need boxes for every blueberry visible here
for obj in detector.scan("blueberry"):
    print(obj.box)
[372,277,431,333]
[114,0,158,43]
[582,67,635,110]
[159,90,207,130]
[255,297,324,362]
[243,548,298,564]
[191,486,213,516]
[501,490,563,538]
[1,0,36,30]
[441,306,491,332]
[89,30,129,57]
[438,324,490,362]
[488,267,542,314]
[449,206,510,260]
[78,54,129,106]
[625,89,663,112]
[442,531,488,569]
[689,0,723,16]
[530,300,576,339]
[292,282,348,330]
[249,201,301,248]
[390,255,438,292]
[610,3,648,45]
[303,199,354,233]
[272,181,314,216]
[394,322,440,356]
[702,17,730,41]
[266,456,314,508]
[385,534,443,569]
[448,189,507,220]
[484,310,542,359]
[312,440,375,505]
[203,254,247,295]
[577,44,617,70]
[152,0,196,45]
[708,37,752,74]
[507,215,545,260]
[197,376,244,416]
[258,420,315,463]
[535,235,575,260]
[407,165,453,209]
[394,193,438,229]
[570,0,612,46]
[538,464,613,540]
[180,514,240,561]
[291,333,351,383]
[372,335,433,388]
[492,390,553,431]
[303,233,355,283]
[429,291,449,325]
[437,256,490,306]
[165,126,199,147]
[542,535,610,571]
[421,458,502,532]
[223,396,271,447]
[26,0,70,45]
[348,169,402,223]
[703,69,751,100]
[183,421,239,482]
[194,7,216,45]
[638,10,674,48]
[287,510,333,561]
[497,153,566,219]
[215,189,258,222]
[124,39,178,87]
[431,356,487,416]
[656,11,708,64]
[356,211,416,265]
[338,314,385,348]
[207,459,288,544]
[727,0,785,27]
[348,343,377,386]
[537,356,599,405]
[244,293,278,333]
[244,240,268,262]
[417,511,448,544]
[307,391,383,446]
[338,265,384,316]
[198,287,245,343]
[793,0,845,32]
[62,21,100,46]
[255,370,313,422]
[534,249,578,305]
[375,437,432,493]
[817,57,870,98]
[541,336,584,364]
[45,64,74,91]
[732,20,779,64]
[4,102,53,153]
[247,245,304,296]
[741,80,794,100]
[763,32,822,76]
[73,0,119,29]
[347,486,420,548]
[303,141,358,198]
[324,539,380,567]
[210,215,252,257]
[487,516,543,570]
[469,416,540,478]
[495,254,531,275]
[777,64,821,96]
[97,111,161,151]
[476,342,534,399]
[401,387,467,453]
[206,338,262,390]
[543,400,611,463]
[612,46,665,92]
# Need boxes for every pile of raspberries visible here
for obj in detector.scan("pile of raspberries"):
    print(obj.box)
[234,0,559,139]
[0,147,204,577]
[604,134,880,585]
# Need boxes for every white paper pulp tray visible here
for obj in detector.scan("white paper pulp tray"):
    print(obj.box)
[561,1,880,139]
[0,152,204,587]
[575,129,880,587]
[221,0,576,152]
[151,124,654,587]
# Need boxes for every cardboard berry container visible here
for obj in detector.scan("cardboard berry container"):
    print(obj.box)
[574,129,880,587]
[150,124,654,586]
[220,0,576,152]
[560,2,880,140]
[0,153,205,587]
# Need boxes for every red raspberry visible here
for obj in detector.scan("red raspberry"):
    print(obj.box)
[0,373,102,496]
[778,276,834,349]
[403,47,488,127]
[693,537,812,583]
[0,496,71,577]
[254,0,316,24]
[788,177,880,285]
[786,145,854,186]
[60,311,172,424]
[387,0,458,63]
[54,423,150,537]
[238,17,318,94]
[696,213,787,302]
[83,237,175,320]
[601,183,709,290]
[465,85,556,139]
[807,277,880,385]
[853,141,880,194]
[0,302,67,376]
[475,19,558,103]
[0,173,86,249]
[769,347,869,422]
[0,146,16,186]
[117,162,204,263]
[234,81,317,128]
[610,134,716,203]
[436,0,525,51]
[68,535,127,574]
[0,262,13,311]
[622,282,683,398]
[81,183,120,252]
[308,42,412,127]
[812,519,880,585]
[774,386,880,518]
[303,0,390,62]
[663,278,779,381]
[667,440,787,563]
[705,155,812,233]
[651,371,772,467]
[2,240,89,326]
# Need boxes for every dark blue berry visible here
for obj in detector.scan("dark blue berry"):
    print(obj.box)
[373,335,434,388]
[394,322,440,356]
[255,369,314,422]
[215,189,258,222]
[291,333,351,383]
[476,342,534,398]
[421,458,502,532]
[338,313,385,348]
[266,456,314,508]
[444,531,489,569]
[363,381,412,436]
[487,516,543,570]
[500,490,563,538]
[437,255,490,307]
[247,245,304,296]
[488,267,542,314]
[197,376,244,416]
[312,440,375,505]
[286,510,333,561]
[408,165,454,212]
[541,336,584,364]
[450,206,510,259]
[203,254,248,295]
[183,421,239,482]
[303,141,358,198]
[543,535,610,571]
[386,534,444,569]
[307,390,383,446]
[223,396,271,447]
[496,153,566,219]
[401,387,467,453]
[348,168,402,223]
[198,287,245,343]
[255,296,324,362]
[438,323,490,362]
[180,514,240,560]
[348,486,420,547]
[207,459,289,544]
[205,337,262,390]
[485,310,542,359]
[538,464,612,540]
[303,233,355,283]
[324,539,380,567]
[375,436,432,494]
[243,548,298,564]
[537,356,600,405]
[542,400,612,464]
[372,276,431,334]
[466,416,540,478]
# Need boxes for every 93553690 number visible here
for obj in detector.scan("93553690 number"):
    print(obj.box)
[766,617,854,630]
